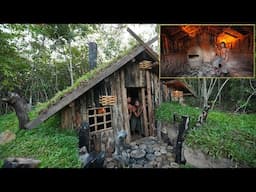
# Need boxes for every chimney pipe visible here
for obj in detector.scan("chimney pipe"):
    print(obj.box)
[88,42,97,70]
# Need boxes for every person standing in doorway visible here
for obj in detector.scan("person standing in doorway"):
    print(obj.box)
[130,99,144,136]
[127,96,133,120]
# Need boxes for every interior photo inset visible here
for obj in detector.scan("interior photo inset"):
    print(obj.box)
[160,24,254,78]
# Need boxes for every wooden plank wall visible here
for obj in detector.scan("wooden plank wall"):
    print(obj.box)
[125,61,146,88]
[60,59,159,148]
[61,104,75,129]
[120,69,131,142]
[141,88,148,137]
[151,72,160,137]
[160,53,188,77]
[110,71,123,138]
[146,71,154,136]
[90,129,115,155]
[79,78,116,153]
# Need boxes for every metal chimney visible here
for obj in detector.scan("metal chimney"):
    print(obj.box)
[88,42,97,70]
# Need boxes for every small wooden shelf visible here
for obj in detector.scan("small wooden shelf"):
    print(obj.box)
[139,60,153,70]
[99,96,116,106]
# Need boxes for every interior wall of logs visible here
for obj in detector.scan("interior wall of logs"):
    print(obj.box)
[161,26,254,77]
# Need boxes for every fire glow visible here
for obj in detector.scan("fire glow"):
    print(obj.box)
[181,26,199,37]
[171,90,183,98]
[217,32,238,45]
[217,29,243,47]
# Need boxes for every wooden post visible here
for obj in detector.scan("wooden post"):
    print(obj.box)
[71,102,75,129]
[146,70,153,136]
[117,72,123,133]
[156,76,162,140]
[141,88,149,137]
[151,73,156,136]
[173,113,177,123]
[111,73,117,136]
[175,115,189,164]
[120,70,131,143]
[112,72,122,135]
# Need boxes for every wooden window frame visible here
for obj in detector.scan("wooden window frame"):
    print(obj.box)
[88,107,113,134]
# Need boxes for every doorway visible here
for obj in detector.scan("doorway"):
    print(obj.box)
[127,87,148,141]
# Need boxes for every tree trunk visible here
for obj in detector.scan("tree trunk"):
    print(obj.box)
[218,79,221,107]
[68,42,74,86]
[202,78,208,107]
[55,64,59,92]
[202,78,217,108]
[211,79,230,110]
[39,77,48,101]
[2,92,30,129]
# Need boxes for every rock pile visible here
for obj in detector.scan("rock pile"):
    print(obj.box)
[105,136,179,168]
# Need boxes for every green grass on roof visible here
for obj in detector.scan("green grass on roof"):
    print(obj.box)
[40,44,139,113]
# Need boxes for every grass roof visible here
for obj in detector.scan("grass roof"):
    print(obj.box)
[38,44,139,114]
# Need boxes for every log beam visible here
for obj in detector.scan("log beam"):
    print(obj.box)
[127,27,159,61]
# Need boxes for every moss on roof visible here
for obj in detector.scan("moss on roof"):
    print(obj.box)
[39,44,139,113]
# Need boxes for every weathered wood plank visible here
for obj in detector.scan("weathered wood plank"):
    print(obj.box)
[125,62,146,88]
[146,71,154,136]
[127,28,159,61]
[150,73,156,136]
[120,69,131,143]
[79,94,87,122]
[88,112,111,117]
[25,37,157,129]
[152,73,161,139]
[89,120,112,127]
[141,88,148,137]
[115,71,123,134]
[175,115,189,164]
[61,104,75,129]
[111,73,118,136]
[90,128,113,135]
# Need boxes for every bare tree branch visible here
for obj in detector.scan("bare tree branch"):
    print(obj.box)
[207,78,217,98]
[249,79,256,92]
[234,90,256,113]
[211,79,230,110]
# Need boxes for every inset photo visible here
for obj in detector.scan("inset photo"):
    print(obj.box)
[160,24,255,78]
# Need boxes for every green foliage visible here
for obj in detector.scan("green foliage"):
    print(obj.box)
[186,112,256,167]
[156,102,256,167]
[0,113,18,132]
[0,107,81,168]
[1,24,153,115]
[156,102,200,127]
[185,79,256,113]
[0,28,31,91]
